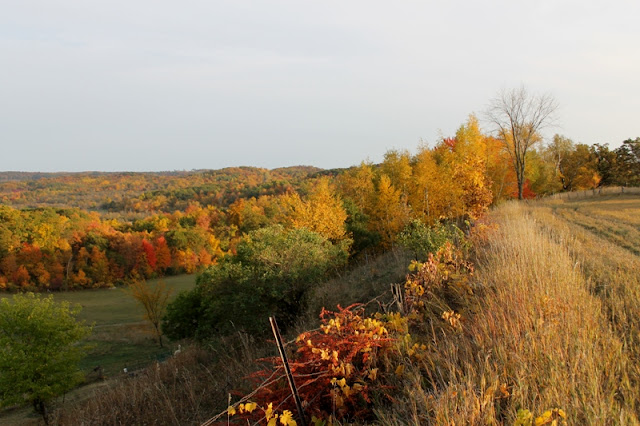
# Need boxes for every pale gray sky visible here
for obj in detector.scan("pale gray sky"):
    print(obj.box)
[1,0,639,172]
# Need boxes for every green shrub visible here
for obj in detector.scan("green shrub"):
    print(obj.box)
[163,225,350,339]
[0,293,92,423]
[162,286,205,340]
[398,219,464,261]
[343,199,381,256]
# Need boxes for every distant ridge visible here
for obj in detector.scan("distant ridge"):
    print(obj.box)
[0,166,327,213]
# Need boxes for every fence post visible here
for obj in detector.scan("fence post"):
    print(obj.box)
[269,317,307,426]
[391,283,405,314]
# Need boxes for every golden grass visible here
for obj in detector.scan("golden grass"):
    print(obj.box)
[52,345,248,425]
[546,195,640,255]
[378,197,640,424]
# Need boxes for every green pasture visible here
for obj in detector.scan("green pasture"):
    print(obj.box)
[1,274,197,377]
[50,274,197,326]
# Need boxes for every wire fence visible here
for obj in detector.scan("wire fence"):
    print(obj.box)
[199,288,398,426]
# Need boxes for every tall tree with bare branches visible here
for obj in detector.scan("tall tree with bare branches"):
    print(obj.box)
[486,86,558,199]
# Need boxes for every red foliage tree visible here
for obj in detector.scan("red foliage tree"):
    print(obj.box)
[510,179,537,199]
[141,239,157,271]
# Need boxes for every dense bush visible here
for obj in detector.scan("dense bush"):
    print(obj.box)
[398,219,464,261]
[342,199,381,257]
[163,225,350,339]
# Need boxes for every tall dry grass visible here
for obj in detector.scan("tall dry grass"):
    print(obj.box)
[378,201,640,424]
[53,335,266,425]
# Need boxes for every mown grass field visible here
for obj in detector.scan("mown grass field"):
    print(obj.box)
[545,194,640,255]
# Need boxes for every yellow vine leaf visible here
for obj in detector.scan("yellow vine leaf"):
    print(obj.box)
[265,402,274,421]
[514,409,533,426]
[534,408,566,425]
[243,402,257,413]
[534,411,551,426]
[345,363,353,377]
[279,410,297,426]
[368,368,378,381]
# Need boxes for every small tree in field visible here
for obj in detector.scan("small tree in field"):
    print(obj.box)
[129,280,172,347]
[0,293,91,424]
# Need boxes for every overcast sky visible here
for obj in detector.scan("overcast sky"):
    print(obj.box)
[1,1,639,172]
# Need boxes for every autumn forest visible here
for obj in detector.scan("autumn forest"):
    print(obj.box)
[1,115,638,293]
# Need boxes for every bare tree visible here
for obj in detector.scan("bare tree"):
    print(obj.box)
[486,86,558,199]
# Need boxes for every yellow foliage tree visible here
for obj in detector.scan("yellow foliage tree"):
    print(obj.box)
[369,174,410,247]
[338,162,376,211]
[452,155,493,219]
[282,178,348,242]
[484,135,513,201]
[381,149,413,200]
[409,147,450,222]
[449,117,494,217]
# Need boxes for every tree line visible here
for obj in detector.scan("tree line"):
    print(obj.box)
[0,116,495,291]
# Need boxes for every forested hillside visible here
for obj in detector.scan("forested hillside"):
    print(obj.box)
[0,166,321,214]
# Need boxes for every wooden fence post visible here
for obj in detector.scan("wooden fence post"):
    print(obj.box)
[269,317,307,426]
[391,283,405,314]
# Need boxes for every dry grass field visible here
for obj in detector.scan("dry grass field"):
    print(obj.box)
[378,193,640,424]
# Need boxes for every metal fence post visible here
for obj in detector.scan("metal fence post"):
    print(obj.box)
[269,317,307,426]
